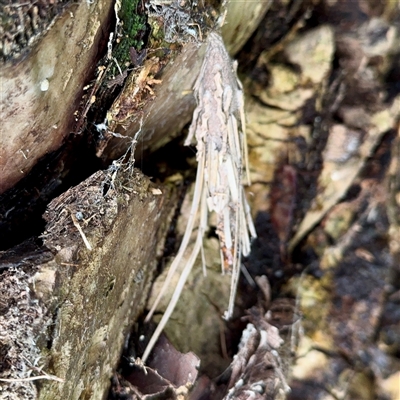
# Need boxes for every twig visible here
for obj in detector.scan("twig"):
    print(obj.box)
[0,375,64,383]
[69,209,92,251]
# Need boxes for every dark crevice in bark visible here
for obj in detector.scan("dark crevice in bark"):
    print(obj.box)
[0,134,102,250]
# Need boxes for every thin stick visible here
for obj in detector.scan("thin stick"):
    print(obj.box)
[142,187,207,362]
[144,152,206,323]
[0,375,64,383]
[69,210,92,251]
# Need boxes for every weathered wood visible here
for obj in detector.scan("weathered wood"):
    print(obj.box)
[96,41,205,163]
[221,0,271,55]
[0,168,176,400]
[96,0,272,163]
[0,0,114,195]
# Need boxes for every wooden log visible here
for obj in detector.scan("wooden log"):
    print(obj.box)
[0,168,176,400]
[0,0,114,195]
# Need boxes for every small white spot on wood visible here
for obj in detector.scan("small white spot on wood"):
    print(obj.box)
[40,79,49,91]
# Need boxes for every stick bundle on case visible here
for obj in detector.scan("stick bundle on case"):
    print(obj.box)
[142,32,256,363]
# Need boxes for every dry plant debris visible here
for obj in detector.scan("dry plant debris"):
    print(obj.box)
[142,31,256,363]
[41,170,124,252]
[95,55,166,159]
[146,0,204,43]
[0,266,54,399]
[221,284,297,400]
